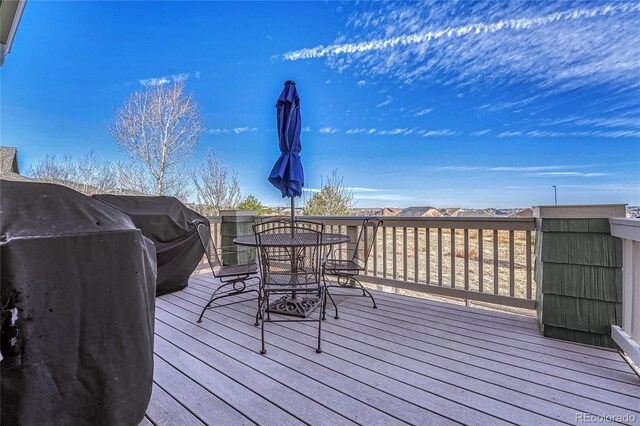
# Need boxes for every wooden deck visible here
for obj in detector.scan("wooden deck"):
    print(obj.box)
[143,273,640,425]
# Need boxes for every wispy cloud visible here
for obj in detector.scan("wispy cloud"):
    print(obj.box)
[319,127,339,134]
[413,107,433,117]
[498,131,522,137]
[376,96,392,108]
[349,187,385,192]
[305,186,409,202]
[437,166,483,171]
[233,127,257,134]
[354,193,412,202]
[523,129,640,138]
[377,128,411,135]
[471,129,491,136]
[139,71,201,87]
[207,128,230,135]
[545,116,640,129]
[357,80,367,87]
[489,165,592,172]
[344,127,454,137]
[529,172,610,177]
[280,2,640,114]
[283,4,640,61]
[439,164,611,177]
[207,127,257,135]
[421,129,456,137]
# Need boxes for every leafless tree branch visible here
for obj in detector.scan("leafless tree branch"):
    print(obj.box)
[109,81,204,196]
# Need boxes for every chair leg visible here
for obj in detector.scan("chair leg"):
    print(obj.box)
[254,292,261,326]
[260,292,267,355]
[354,277,377,308]
[322,274,339,320]
[197,280,253,323]
[316,288,323,354]
[326,288,339,319]
[197,299,214,323]
[197,281,234,323]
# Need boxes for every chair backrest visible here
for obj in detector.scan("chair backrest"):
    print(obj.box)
[196,222,223,277]
[254,222,324,287]
[351,217,383,269]
[254,217,322,232]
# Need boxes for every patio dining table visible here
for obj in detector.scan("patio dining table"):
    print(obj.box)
[234,232,350,317]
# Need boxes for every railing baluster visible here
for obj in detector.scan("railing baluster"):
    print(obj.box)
[364,226,369,274]
[392,227,398,280]
[414,227,419,283]
[526,230,532,299]
[478,229,484,293]
[373,226,378,276]
[339,226,344,261]
[450,228,456,288]
[509,230,515,297]
[382,226,387,278]
[426,228,431,284]
[464,229,469,291]
[493,230,499,294]
[403,227,408,282]
[438,228,443,286]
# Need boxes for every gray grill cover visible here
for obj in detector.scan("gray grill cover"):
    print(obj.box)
[92,194,208,296]
[0,180,156,425]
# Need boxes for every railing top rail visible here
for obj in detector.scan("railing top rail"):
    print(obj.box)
[204,214,536,230]
[303,215,536,231]
[610,218,640,241]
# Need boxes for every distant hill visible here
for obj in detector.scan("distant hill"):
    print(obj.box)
[397,206,442,217]
[348,205,639,218]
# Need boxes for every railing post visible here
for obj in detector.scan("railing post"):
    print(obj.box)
[610,218,640,366]
[534,204,626,348]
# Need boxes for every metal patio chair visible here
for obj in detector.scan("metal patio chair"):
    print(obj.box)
[254,218,323,266]
[254,221,325,354]
[195,222,261,325]
[322,217,382,320]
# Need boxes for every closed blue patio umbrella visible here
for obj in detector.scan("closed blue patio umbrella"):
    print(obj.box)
[268,80,304,222]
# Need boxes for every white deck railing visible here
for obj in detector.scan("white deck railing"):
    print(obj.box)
[204,215,536,310]
[610,218,640,366]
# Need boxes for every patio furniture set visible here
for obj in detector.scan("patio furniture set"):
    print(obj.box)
[195,217,383,354]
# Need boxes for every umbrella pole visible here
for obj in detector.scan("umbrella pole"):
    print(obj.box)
[291,196,295,222]
[290,196,295,233]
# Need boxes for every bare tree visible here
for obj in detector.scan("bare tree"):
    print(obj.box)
[109,81,204,196]
[303,169,355,216]
[27,154,77,184]
[26,151,117,195]
[192,150,241,214]
[76,151,117,194]
[113,160,153,195]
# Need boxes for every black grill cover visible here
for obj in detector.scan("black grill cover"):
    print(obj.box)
[92,194,208,296]
[0,180,156,425]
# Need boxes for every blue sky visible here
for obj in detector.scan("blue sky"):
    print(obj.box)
[2,1,639,208]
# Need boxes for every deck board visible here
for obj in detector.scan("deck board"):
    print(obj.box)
[146,385,205,426]
[158,296,460,425]
[183,284,640,420]
[145,273,640,426]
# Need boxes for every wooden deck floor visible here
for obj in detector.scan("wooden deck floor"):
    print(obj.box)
[143,273,640,426]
